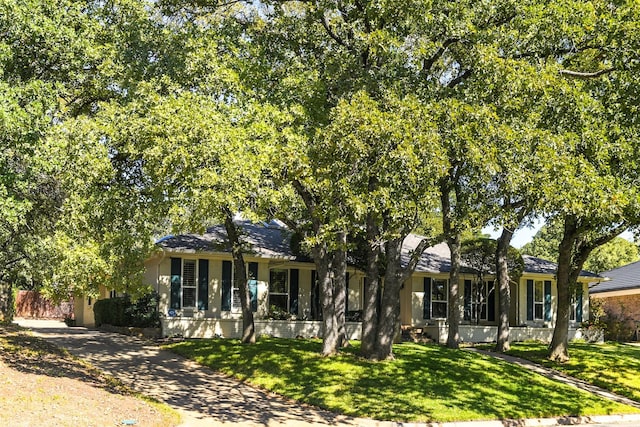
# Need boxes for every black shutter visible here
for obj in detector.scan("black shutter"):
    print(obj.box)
[222,260,232,312]
[249,262,258,312]
[464,280,472,321]
[544,280,552,322]
[576,286,583,322]
[311,270,320,320]
[345,272,350,313]
[198,259,209,310]
[170,258,181,310]
[526,279,534,321]
[488,282,495,322]
[423,277,432,319]
[289,269,299,315]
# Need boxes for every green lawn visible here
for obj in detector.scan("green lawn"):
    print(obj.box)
[504,342,640,403]
[164,338,639,422]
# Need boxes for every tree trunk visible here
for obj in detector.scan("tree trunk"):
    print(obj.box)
[0,281,13,323]
[446,233,462,349]
[549,216,578,362]
[313,244,339,356]
[360,213,380,358]
[495,228,514,353]
[333,231,349,348]
[374,237,404,360]
[224,212,255,344]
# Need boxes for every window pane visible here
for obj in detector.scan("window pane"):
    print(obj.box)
[432,280,447,302]
[269,294,288,312]
[534,281,543,302]
[269,270,288,293]
[432,302,447,318]
[534,303,543,320]
[183,260,196,287]
[183,287,196,308]
[232,288,241,311]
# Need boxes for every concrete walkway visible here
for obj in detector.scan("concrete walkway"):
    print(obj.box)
[14,320,640,427]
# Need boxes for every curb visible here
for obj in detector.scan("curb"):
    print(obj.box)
[353,413,640,427]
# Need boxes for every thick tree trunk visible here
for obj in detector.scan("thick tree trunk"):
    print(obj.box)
[495,228,514,353]
[446,234,462,349]
[374,238,404,360]
[333,231,349,348]
[549,216,578,362]
[224,213,255,344]
[360,214,380,358]
[0,281,13,323]
[313,244,339,356]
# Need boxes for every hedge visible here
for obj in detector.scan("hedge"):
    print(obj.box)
[93,292,160,328]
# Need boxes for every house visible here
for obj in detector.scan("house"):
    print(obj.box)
[128,220,597,343]
[70,220,598,342]
[590,261,640,338]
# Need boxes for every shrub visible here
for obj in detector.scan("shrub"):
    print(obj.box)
[93,293,160,328]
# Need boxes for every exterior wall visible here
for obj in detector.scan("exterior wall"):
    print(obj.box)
[74,286,111,327]
[161,318,362,340]
[594,293,640,322]
[423,323,599,344]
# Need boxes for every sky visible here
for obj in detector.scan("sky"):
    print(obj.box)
[482,218,636,249]
[481,217,545,249]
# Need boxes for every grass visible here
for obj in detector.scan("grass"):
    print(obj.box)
[503,341,640,403]
[164,337,640,422]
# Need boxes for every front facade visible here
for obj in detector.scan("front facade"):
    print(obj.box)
[137,221,596,343]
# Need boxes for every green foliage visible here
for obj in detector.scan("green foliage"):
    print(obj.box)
[522,224,639,274]
[93,293,160,328]
[166,338,638,422]
[461,238,524,280]
[505,342,640,403]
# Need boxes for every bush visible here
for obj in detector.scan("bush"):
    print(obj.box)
[93,292,160,328]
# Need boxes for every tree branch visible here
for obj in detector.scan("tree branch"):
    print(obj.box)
[559,68,615,79]
[447,69,473,88]
[423,38,459,74]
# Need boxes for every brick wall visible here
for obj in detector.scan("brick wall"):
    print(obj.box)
[599,294,640,320]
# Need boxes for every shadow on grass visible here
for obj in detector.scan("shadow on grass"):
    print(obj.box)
[166,338,634,423]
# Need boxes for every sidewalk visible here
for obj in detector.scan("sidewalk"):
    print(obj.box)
[15,319,640,427]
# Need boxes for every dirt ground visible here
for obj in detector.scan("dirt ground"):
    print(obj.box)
[0,323,180,427]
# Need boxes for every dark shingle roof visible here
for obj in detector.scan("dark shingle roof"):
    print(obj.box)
[590,261,640,294]
[157,221,597,278]
[157,220,296,259]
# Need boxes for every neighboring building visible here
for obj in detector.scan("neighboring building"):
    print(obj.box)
[590,261,640,337]
[120,220,597,343]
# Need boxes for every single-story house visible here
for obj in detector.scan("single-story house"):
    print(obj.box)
[590,261,640,337]
[76,220,599,343]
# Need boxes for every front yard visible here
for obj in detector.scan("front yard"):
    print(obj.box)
[164,338,640,423]
[0,324,180,427]
[504,341,640,403]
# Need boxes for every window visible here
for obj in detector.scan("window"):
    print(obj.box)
[171,257,208,311]
[269,269,289,312]
[470,281,488,322]
[534,280,544,320]
[570,287,583,322]
[431,279,448,318]
[182,260,197,308]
